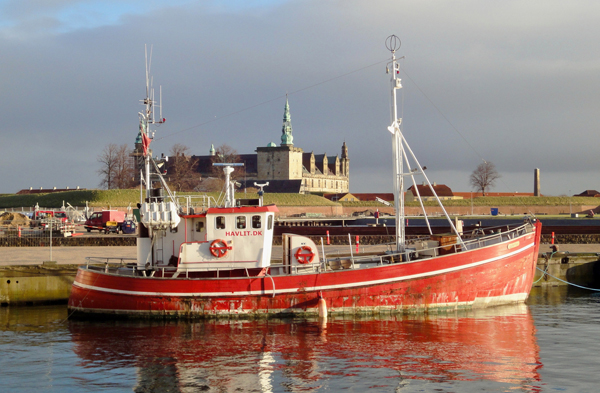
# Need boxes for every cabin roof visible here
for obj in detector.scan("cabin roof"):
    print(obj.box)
[205,205,279,215]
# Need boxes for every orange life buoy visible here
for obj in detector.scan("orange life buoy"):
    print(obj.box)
[294,245,315,264]
[210,239,231,258]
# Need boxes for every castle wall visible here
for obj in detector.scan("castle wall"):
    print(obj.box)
[301,175,349,194]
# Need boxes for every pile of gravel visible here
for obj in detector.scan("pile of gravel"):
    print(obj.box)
[0,212,31,227]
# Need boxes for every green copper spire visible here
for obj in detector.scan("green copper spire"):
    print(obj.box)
[281,96,293,146]
[135,131,143,145]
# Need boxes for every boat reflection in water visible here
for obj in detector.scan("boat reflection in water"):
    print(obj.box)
[69,305,542,392]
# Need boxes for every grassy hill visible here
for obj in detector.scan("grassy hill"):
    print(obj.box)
[0,190,340,209]
[0,190,597,209]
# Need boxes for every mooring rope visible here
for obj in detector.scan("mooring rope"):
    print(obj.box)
[533,251,556,284]
[535,266,600,292]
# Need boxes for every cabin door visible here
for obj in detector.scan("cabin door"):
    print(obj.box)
[192,218,207,242]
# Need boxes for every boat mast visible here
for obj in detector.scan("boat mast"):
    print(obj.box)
[139,45,165,201]
[386,35,404,252]
[384,36,466,250]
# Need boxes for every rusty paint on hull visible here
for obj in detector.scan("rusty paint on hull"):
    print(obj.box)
[68,222,542,319]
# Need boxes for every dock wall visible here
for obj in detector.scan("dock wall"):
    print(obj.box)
[534,253,600,288]
[0,264,78,305]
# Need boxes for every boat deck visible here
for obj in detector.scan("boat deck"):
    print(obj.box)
[80,221,535,280]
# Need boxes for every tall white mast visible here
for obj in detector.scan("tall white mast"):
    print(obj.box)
[386,35,405,252]
[384,36,466,252]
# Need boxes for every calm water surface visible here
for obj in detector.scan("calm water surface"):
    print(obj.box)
[1,287,599,392]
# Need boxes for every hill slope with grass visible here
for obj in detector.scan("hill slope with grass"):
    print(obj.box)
[1,190,597,210]
[0,190,340,209]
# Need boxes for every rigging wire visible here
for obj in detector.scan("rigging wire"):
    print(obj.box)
[400,65,537,216]
[400,67,484,164]
[155,57,390,141]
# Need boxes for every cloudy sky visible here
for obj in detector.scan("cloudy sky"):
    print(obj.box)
[1,0,598,196]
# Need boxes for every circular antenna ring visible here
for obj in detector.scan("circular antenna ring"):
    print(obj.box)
[385,35,401,53]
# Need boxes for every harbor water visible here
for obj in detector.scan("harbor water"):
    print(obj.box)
[1,287,599,392]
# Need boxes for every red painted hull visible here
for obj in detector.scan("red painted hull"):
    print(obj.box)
[68,222,542,318]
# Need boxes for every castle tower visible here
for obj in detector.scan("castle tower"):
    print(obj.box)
[341,141,349,176]
[281,96,293,146]
[256,97,303,181]
[210,144,215,156]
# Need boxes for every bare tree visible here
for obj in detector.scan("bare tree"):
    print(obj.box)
[113,144,136,189]
[211,144,241,180]
[98,143,137,189]
[97,144,119,189]
[167,143,199,192]
[470,161,501,196]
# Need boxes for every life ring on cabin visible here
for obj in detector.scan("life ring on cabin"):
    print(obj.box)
[294,246,315,264]
[210,239,231,258]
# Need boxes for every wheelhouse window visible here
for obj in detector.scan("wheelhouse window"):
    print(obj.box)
[195,221,204,232]
[252,215,261,229]
[268,215,273,230]
[216,216,226,229]
[236,216,246,229]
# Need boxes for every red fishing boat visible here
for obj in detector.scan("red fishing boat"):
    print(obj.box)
[68,37,542,319]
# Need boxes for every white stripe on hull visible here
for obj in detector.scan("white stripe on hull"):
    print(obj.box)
[73,242,534,298]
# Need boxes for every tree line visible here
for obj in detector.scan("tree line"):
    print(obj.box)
[98,142,501,195]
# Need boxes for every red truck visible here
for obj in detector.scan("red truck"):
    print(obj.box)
[33,210,69,222]
[84,210,127,234]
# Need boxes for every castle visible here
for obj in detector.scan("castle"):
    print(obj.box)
[133,98,350,193]
[189,98,350,194]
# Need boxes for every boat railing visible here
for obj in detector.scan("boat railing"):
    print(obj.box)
[85,257,181,277]
[173,194,219,214]
[85,257,138,272]
[324,221,534,271]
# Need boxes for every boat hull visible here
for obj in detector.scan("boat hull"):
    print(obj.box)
[68,222,541,318]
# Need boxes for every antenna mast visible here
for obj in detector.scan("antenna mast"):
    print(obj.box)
[139,44,165,200]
